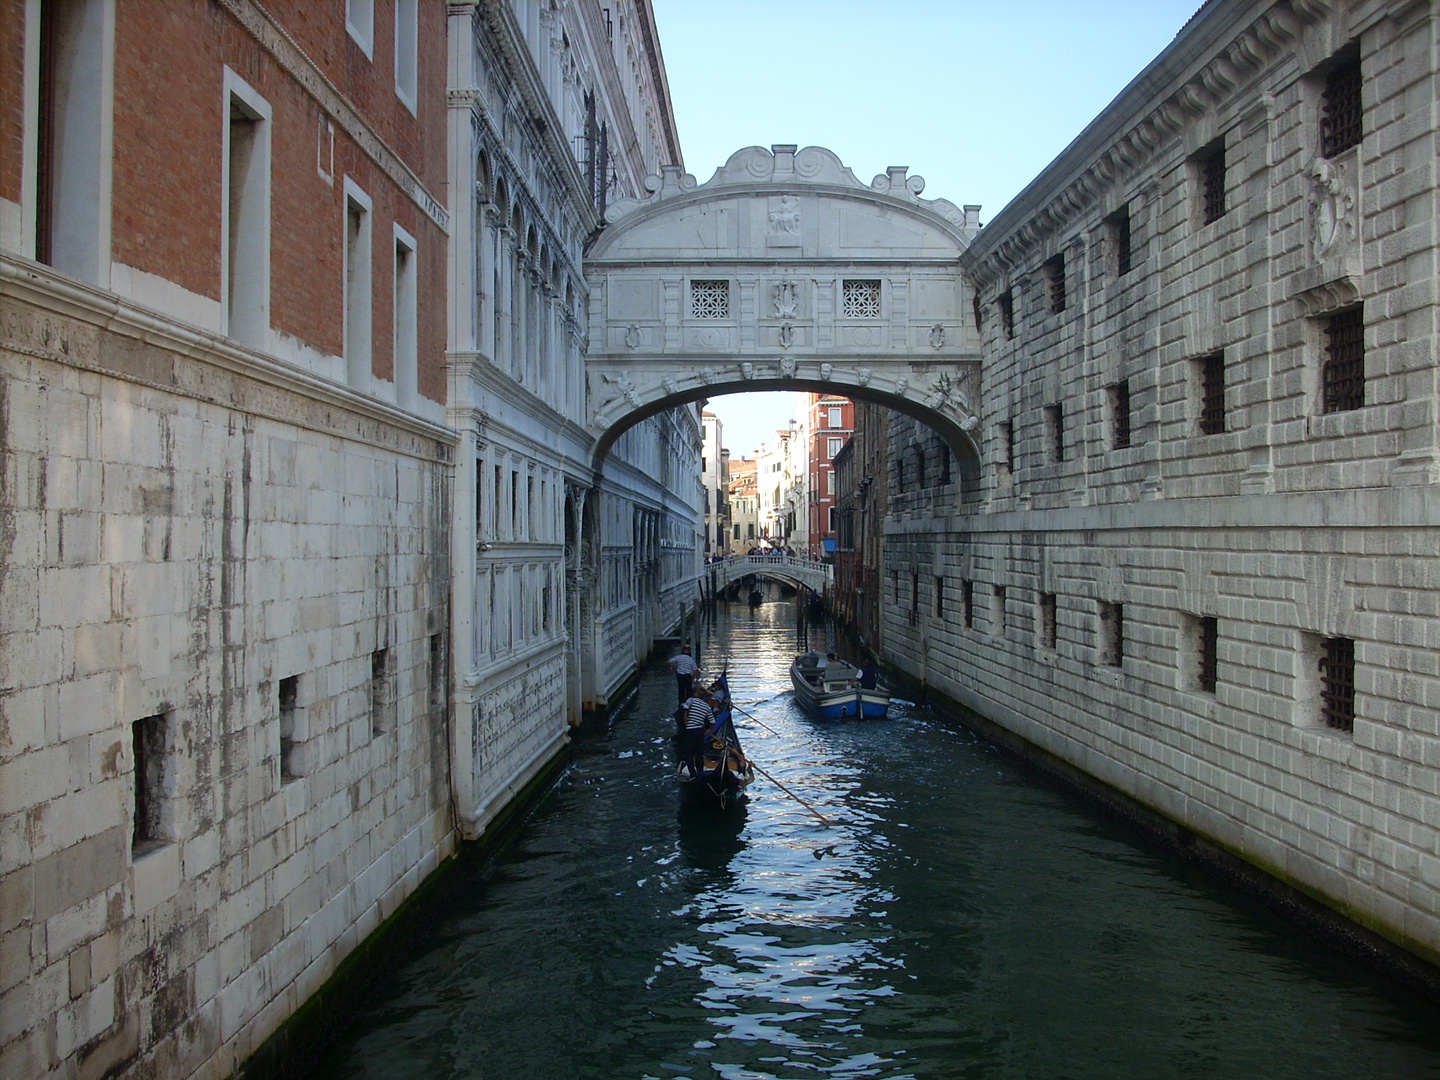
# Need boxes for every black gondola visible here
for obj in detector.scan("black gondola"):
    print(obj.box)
[676,674,754,810]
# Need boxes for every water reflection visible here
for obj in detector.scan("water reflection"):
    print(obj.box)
[312,599,1440,1080]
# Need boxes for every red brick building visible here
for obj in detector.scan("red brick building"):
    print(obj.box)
[805,393,853,559]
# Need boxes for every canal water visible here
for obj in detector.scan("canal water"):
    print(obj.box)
[313,599,1440,1079]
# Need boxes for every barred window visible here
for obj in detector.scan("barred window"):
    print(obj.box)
[993,585,1007,634]
[1198,352,1226,435]
[1321,44,1362,159]
[1001,420,1015,473]
[1045,404,1064,463]
[1199,143,1225,224]
[843,279,882,318]
[1197,616,1218,694]
[1039,592,1057,649]
[1107,207,1132,277]
[1043,254,1066,313]
[690,279,729,319]
[1322,306,1364,413]
[1319,636,1355,732]
[1109,380,1131,450]
[998,290,1014,338]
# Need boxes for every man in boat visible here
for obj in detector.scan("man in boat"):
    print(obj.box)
[680,687,716,773]
[669,644,698,707]
[857,658,878,690]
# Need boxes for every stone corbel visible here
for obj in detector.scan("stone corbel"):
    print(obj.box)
[1292,275,1360,318]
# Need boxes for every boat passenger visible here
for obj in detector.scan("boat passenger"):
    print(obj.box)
[858,659,878,690]
[669,644,698,706]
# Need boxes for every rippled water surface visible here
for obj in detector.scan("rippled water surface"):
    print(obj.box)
[313,600,1440,1079]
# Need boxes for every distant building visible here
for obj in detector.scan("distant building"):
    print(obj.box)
[701,411,730,555]
[806,394,854,559]
[728,457,760,549]
[833,401,889,652]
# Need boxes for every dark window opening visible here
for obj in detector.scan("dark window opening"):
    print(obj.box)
[1198,616,1218,694]
[1040,592,1057,649]
[972,293,983,334]
[1198,351,1226,435]
[1107,207,1132,277]
[935,577,945,619]
[994,585,1008,633]
[909,573,920,627]
[279,675,300,782]
[998,290,1014,339]
[132,714,168,851]
[371,647,392,736]
[913,446,925,488]
[1043,254,1066,314]
[1045,404,1065,463]
[938,446,951,485]
[1321,44,1362,159]
[36,1,60,264]
[1199,143,1226,224]
[1319,636,1356,732]
[1322,306,1365,413]
[429,634,446,710]
[1099,602,1124,666]
[961,579,974,630]
[1110,380,1132,450]
[1001,420,1015,473]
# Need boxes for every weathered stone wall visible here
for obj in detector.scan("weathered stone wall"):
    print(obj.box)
[0,276,455,1079]
[882,0,1440,965]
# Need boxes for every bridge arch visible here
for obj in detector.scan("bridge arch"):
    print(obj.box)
[583,145,986,478]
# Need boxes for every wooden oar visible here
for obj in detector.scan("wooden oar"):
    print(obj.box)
[748,760,834,827]
[728,699,783,738]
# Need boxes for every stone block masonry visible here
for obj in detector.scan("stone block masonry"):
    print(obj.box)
[0,273,455,1080]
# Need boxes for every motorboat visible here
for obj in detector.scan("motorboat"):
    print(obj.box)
[790,651,890,720]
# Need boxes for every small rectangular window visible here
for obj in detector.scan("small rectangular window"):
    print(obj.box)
[1000,420,1015,474]
[1198,352,1226,435]
[1322,305,1365,413]
[1321,44,1362,159]
[1106,206,1132,277]
[1043,255,1066,313]
[346,0,375,58]
[1044,404,1064,463]
[909,573,920,626]
[1319,636,1355,732]
[997,290,1014,339]
[1197,616,1218,694]
[1099,602,1124,666]
[1039,592,1057,649]
[394,0,418,112]
[843,279,882,318]
[344,181,374,388]
[371,647,392,736]
[993,585,1008,634]
[394,227,418,409]
[278,675,301,781]
[935,577,945,618]
[225,75,271,350]
[827,437,842,458]
[1109,380,1132,450]
[828,406,842,428]
[1198,142,1226,224]
[132,714,170,852]
[690,280,729,319]
[961,579,974,630]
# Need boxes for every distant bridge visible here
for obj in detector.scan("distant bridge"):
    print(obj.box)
[704,554,833,595]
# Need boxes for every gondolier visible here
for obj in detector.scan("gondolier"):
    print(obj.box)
[679,688,715,770]
[669,644,698,706]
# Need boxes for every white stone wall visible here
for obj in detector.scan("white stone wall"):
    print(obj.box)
[884,0,1440,965]
[0,277,455,1078]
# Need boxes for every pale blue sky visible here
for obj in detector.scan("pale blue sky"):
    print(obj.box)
[649,0,1201,456]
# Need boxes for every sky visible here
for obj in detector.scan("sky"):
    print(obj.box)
[648,0,1202,458]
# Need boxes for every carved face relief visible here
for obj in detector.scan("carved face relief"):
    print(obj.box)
[819,363,833,381]
[779,357,797,379]
[855,368,872,387]
[740,362,755,380]
[700,366,717,385]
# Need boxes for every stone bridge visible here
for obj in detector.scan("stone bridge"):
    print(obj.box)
[583,145,986,478]
[704,554,834,594]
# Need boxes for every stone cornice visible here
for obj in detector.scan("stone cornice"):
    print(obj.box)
[632,0,685,168]
[961,0,1339,288]
[2,256,456,463]
[216,0,450,233]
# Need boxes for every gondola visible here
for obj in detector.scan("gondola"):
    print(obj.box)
[790,651,891,720]
[676,673,754,810]
[748,588,763,607]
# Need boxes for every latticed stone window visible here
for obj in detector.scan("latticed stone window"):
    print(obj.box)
[1198,351,1225,434]
[1321,44,1362,159]
[1043,255,1066,313]
[1322,305,1364,413]
[1319,636,1355,732]
[1198,142,1225,224]
[690,279,729,319]
[843,279,882,318]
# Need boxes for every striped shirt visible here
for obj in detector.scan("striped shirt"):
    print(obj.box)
[670,653,698,676]
[683,697,714,731]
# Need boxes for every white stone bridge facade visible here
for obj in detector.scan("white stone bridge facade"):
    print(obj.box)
[705,554,834,595]
[583,145,986,483]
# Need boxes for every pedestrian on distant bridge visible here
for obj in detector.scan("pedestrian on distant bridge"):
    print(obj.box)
[669,644,698,706]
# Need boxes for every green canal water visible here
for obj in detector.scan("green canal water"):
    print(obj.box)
[313,600,1440,1079]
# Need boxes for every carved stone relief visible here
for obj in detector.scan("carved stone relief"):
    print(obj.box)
[1308,155,1356,262]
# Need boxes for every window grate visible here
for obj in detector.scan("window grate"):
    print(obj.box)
[1321,47,1362,159]
[1200,146,1225,224]
[1003,420,1015,472]
[1111,380,1132,450]
[1198,616,1218,693]
[1199,352,1226,434]
[1319,636,1355,732]
[843,279,882,319]
[1044,255,1066,313]
[690,280,729,319]
[1040,592,1057,649]
[1322,306,1364,413]
[1109,208,1132,276]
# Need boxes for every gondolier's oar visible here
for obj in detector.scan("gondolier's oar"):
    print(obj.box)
[728,700,783,738]
[748,760,834,827]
